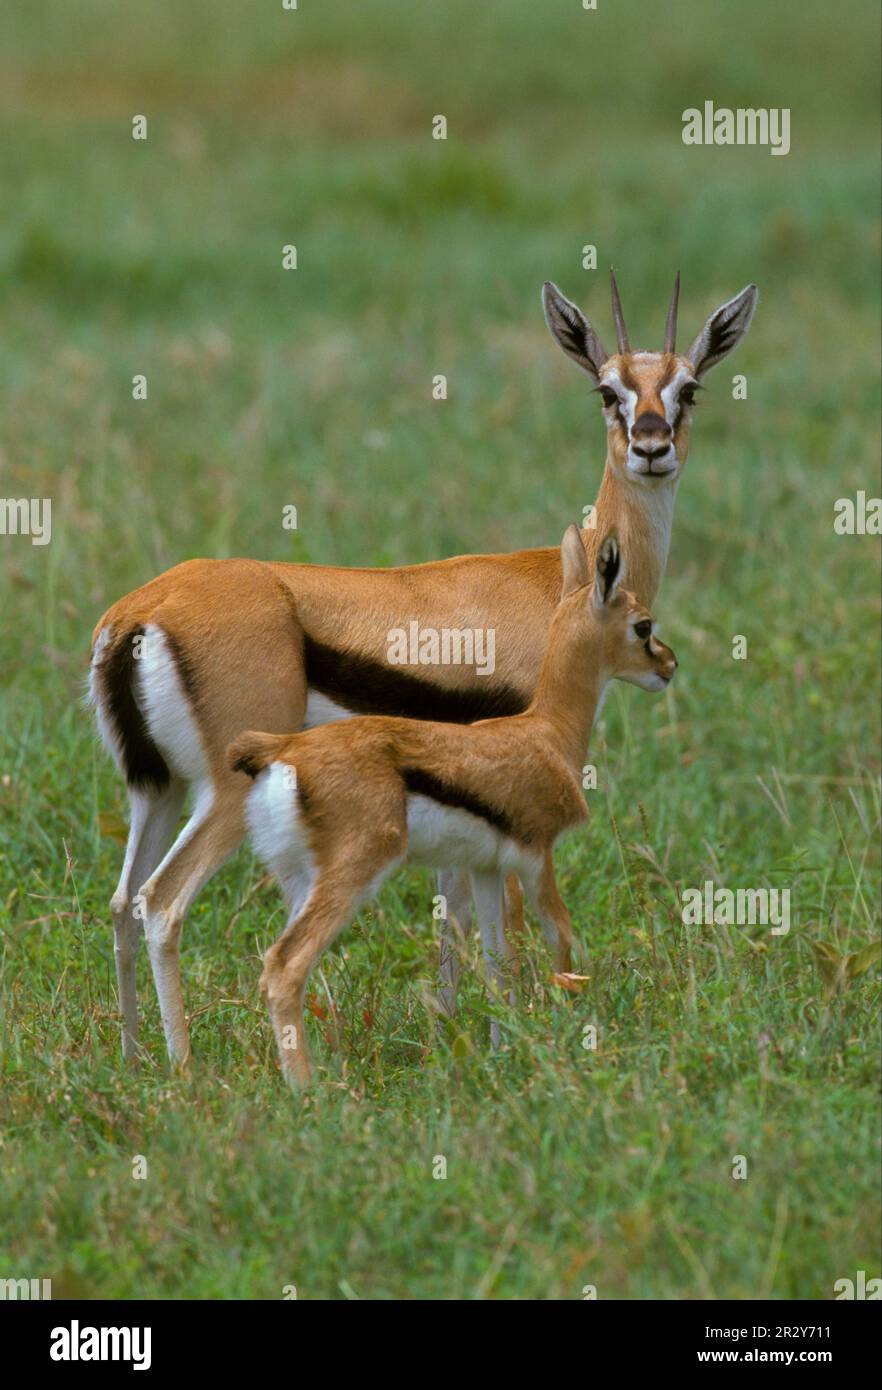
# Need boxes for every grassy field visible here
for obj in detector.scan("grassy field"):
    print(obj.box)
[0,0,879,1300]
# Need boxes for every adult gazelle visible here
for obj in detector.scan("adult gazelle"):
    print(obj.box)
[90,273,756,1066]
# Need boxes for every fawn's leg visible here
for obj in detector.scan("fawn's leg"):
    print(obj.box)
[437,869,473,1018]
[533,849,575,973]
[260,764,407,1085]
[110,780,186,1060]
[261,871,367,1087]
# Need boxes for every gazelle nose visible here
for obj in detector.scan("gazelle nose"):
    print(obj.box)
[631,412,672,459]
[632,411,671,438]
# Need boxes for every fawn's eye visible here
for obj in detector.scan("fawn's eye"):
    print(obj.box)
[598,387,619,409]
[633,620,652,640]
[679,382,700,407]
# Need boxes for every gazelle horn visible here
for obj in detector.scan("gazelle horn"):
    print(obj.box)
[664,271,680,353]
[610,268,630,355]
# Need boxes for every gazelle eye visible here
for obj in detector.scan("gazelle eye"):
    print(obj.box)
[598,387,619,409]
[633,620,652,640]
[679,383,700,407]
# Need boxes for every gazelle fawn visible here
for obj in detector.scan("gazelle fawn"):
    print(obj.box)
[228,527,677,1086]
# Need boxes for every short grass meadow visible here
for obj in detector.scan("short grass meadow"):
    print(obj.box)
[0,0,879,1300]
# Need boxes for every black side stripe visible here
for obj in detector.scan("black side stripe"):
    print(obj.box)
[97,628,170,792]
[303,633,526,725]
[403,767,516,840]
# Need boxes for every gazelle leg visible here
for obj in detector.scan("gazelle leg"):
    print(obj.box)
[503,872,527,986]
[140,787,246,1066]
[261,872,371,1088]
[471,871,513,1047]
[110,780,186,1060]
[533,850,575,973]
[437,869,473,1018]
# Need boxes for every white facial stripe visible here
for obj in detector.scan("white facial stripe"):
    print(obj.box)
[660,368,690,427]
[601,369,638,428]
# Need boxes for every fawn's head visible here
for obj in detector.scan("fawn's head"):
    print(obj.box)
[559,524,677,692]
[543,272,757,486]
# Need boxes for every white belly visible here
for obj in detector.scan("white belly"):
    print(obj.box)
[406,794,514,873]
[303,689,355,729]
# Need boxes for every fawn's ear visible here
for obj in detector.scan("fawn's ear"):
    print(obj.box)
[594,530,622,607]
[686,284,758,378]
[542,282,608,380]
[560,523,590,597]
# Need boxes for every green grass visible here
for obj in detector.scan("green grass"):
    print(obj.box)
[1,0,879,1299]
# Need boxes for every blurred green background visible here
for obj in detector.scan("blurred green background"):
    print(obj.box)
[0,0,879,1299]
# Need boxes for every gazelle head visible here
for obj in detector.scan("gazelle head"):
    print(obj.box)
[543,273,757,486]
[560,524,677,692]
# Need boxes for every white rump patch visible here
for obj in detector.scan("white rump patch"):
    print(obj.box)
[136,625,210,791]
[247,762,315,912]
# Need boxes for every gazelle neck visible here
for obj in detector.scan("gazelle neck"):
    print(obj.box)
[527,599,607,773]
[583,462,678,608]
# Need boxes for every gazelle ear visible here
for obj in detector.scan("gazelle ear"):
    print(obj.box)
[560,524,590,597]
[686,284,758,378]
[594,530,622,607]
[542,282,608,380]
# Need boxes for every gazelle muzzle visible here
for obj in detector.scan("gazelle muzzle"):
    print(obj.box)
[629,410,677,476]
